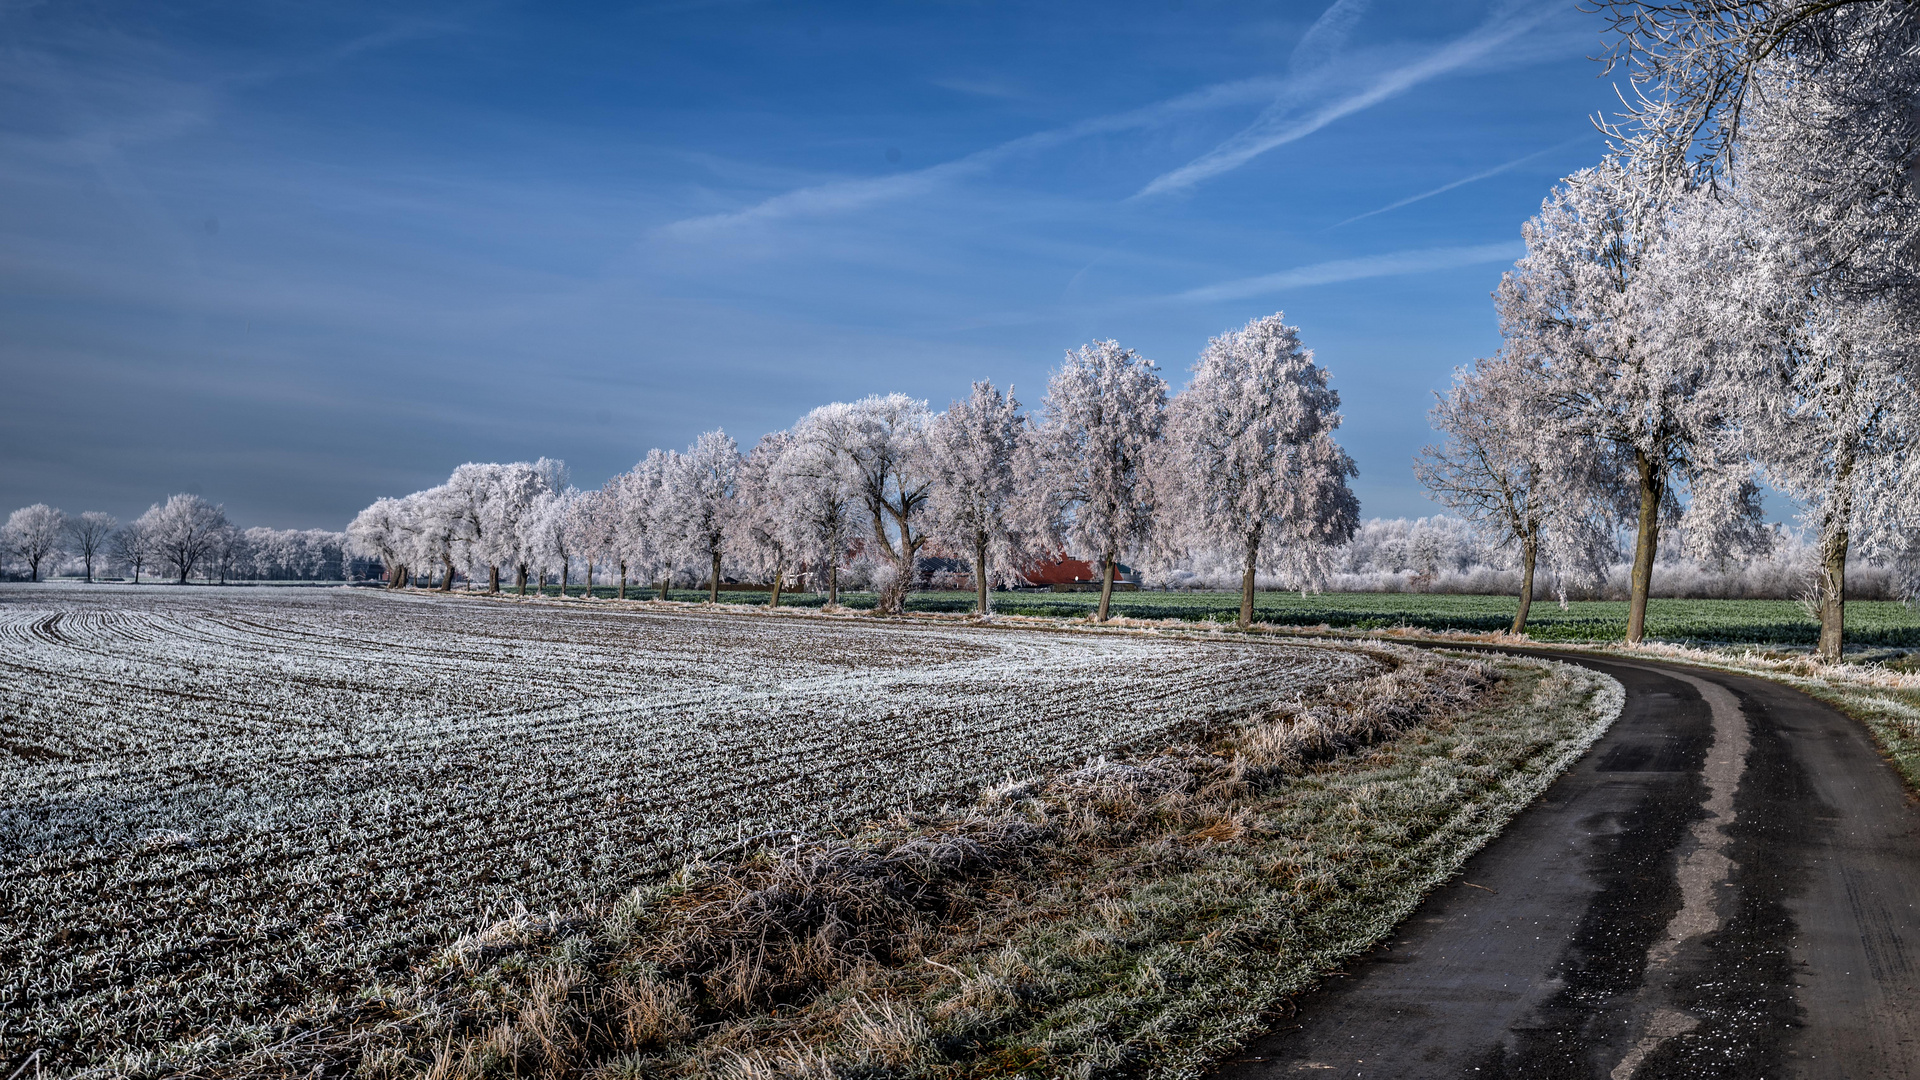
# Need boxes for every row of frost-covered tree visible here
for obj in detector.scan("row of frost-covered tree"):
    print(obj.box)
[347,314,1361,626]
[1418,0,1920,658]
[0,498,356,584]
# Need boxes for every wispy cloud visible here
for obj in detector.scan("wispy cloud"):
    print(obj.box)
[658,0,1566,236]
[1136,2,1557,198]
[1330,135,1590,227]
[658,75,1288,237]
[1290,0,1373,73]
[1171,241,1523,303]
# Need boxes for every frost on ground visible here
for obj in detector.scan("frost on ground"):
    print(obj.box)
[0,584,1380,1069]
[115,647,1618,1080]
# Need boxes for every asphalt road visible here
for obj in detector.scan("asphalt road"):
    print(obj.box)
[1214,650,1920,1080]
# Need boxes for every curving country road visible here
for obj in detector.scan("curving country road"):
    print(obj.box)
[1216,649,1920,1080]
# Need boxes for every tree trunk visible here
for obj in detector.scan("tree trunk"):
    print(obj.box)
[1625,450,1664,645]
[1512,535,1537,635]
[618,561,627,601]
[829,562,839,607]
[84,556,93,584]
[1238,524,1263,628]
[440,556,455,591]
[537,568,545,596]
[709,550,721,604]
[659,576,670,601]
[489,565,499,593]
[770,568,784,608]
[1817,439,1857,662]
[1096,553,1116,623]
[974,534,989,616]
[559,558,569,599]
[586,561,594,599]
[517,565,527,596]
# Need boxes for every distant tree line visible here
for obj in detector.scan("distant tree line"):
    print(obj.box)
[0,496,363,584]
[347,314,1360,627]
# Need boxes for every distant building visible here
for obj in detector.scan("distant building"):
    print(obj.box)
[1020,556,1140,590]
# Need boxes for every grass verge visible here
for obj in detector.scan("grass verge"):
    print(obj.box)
[111,647,1620,1080]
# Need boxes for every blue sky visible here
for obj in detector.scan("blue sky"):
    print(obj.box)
[0,0,1623,529]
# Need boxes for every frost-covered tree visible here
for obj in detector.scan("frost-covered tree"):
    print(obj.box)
[532,489,580,597]
[65,511,116,583]
[1595,0,1920,311]
[777,405,863,606]
[1497,159,1764,643]
[1416,353,1620,633]
[4,504,67,582]
[111,519,154,583]
[474,460,561,595]
[1033,341,1168,622]
[566,487,618,598]
[347,498,413,587]
[403,486,463,591]
[238,527,347,580]
[614,450,677,601]
[662,429,740,604]
[440,464,501,591]
[844,395,936,613]
[729,431,799,606]
[210,525,246,585]
[137,495,230,584]
[1159,315,1360,628]
[925,381,1043,615]
[1686,149,1920,655]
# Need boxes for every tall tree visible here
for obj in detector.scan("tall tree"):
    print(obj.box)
[778,404,863,606]
[137,495,229,584]
[347,498,412,588]
[3,504,67,581]
[844,395,936,614]
[1416,354,1620,633]
[1688,146,1920,656]
[65,511,117,583]
[1496,159,1762,643]
[925,381,1042,616]
[566,487,618,599]
[111,520,153,584]
[476,460,560,595]
[615,450,677,601]
[1160,315,1361,628]
[1033,341,1168,622]
[729,431,799,607]
[664,430,740,604]
[533,489,580,597]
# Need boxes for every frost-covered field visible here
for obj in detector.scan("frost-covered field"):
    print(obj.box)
[0,584,1378,1067]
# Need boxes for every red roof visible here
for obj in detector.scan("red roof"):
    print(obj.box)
[1022,556,1137,586]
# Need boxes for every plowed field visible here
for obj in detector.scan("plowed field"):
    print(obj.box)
[0,585,1380,1069]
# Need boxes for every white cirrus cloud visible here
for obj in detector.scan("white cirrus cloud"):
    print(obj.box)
[1171,241,1524,303]
[1137,2,1558,198]
[656,75,1291,238]
[1330,134,1591,228]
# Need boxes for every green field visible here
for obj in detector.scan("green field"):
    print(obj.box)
[524,585,1920,648]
